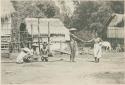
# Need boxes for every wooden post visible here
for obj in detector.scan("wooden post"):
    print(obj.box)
[31,24,33,45]
[18,24,20,52]
[38,18,41,54]
[115,28,118,45]
[124,26,125,50]
[48,21,50,53]
[60,40,62,50]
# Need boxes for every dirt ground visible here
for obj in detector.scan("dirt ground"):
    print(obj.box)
[1,52,125,85]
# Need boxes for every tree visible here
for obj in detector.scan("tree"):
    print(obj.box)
[11,1,58,47]
[12,1,57,18]
[109,1,124,14]
[62,1,114,40]
[42,5,56,18]
[36,1,57,18]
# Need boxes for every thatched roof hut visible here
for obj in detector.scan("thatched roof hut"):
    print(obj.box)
[108,13,124,27]
[107,13,124,38]
[1,0,15,18]
[1,0,15,53]
[25,18,70,41]
[1,0,15,35]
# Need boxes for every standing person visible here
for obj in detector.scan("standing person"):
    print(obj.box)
[87,36,102,63]
[69,36,78,62]
[93,37,102,63]
[69,28,79,62]
[69,28,88,62]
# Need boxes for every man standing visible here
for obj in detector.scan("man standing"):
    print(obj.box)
[69,28,79,62]
[69,28,91,62]
[69,36,78,62]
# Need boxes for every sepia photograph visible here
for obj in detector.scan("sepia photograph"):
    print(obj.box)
[1,0,125,85]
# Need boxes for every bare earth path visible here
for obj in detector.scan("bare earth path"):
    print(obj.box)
[1,52,125,85]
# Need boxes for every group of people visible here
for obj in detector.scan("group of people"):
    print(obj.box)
[69,27,104,63]
[70,32,103,63]
[16,42,49,64]
[16,29,104,64]
[16,37,103,64]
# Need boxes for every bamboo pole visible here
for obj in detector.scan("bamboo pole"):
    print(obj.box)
[31,24,33,45]
[38,18,41,54]
[18,22,20,52]
[48,21,50,53]
[60,40,62,50]
[124,25,125,50]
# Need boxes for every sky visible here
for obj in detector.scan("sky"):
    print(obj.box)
[53,0,75,17]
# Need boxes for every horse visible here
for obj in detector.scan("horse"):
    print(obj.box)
[100,41,112,52]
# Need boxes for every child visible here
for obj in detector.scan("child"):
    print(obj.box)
[94,38,102,63]
[41,42,49,62]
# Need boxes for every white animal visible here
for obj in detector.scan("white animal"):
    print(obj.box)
[100,41,112,51]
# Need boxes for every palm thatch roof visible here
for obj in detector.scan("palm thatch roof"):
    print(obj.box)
[108,13,124,27]
[25,18,70,41]
[107,27,124,38]
[1,0,15,18]
[107,13,124,38]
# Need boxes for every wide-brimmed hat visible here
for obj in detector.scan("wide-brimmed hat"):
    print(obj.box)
[23,47,30,52]
[32,43,39,47]
[69,28,77,32]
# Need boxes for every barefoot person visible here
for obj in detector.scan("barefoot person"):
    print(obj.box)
[69,36,78,62]
[41,42,49,62]
[94,37,102,63]
[69,28,84,62]
[87,36,103,63]
[16,47,33,64]
[69,28,103,63]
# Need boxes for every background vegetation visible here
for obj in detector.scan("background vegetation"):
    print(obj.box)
[11,1,124,45]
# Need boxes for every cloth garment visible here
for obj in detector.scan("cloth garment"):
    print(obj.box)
[70,38,78,62]
[94,42,102,58]
[16,47,33,63]
[16,51,27,63]
[41,45,48,58]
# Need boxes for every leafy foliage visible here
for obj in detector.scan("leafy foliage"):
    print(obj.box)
[11,1,124,42]
[63,1,124,40]
[11,1,58,46]
[109,1,124,14]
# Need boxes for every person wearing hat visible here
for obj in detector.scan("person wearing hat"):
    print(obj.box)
[69,35,78,62]
[69,28,89,62]
[69,28,79,62]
